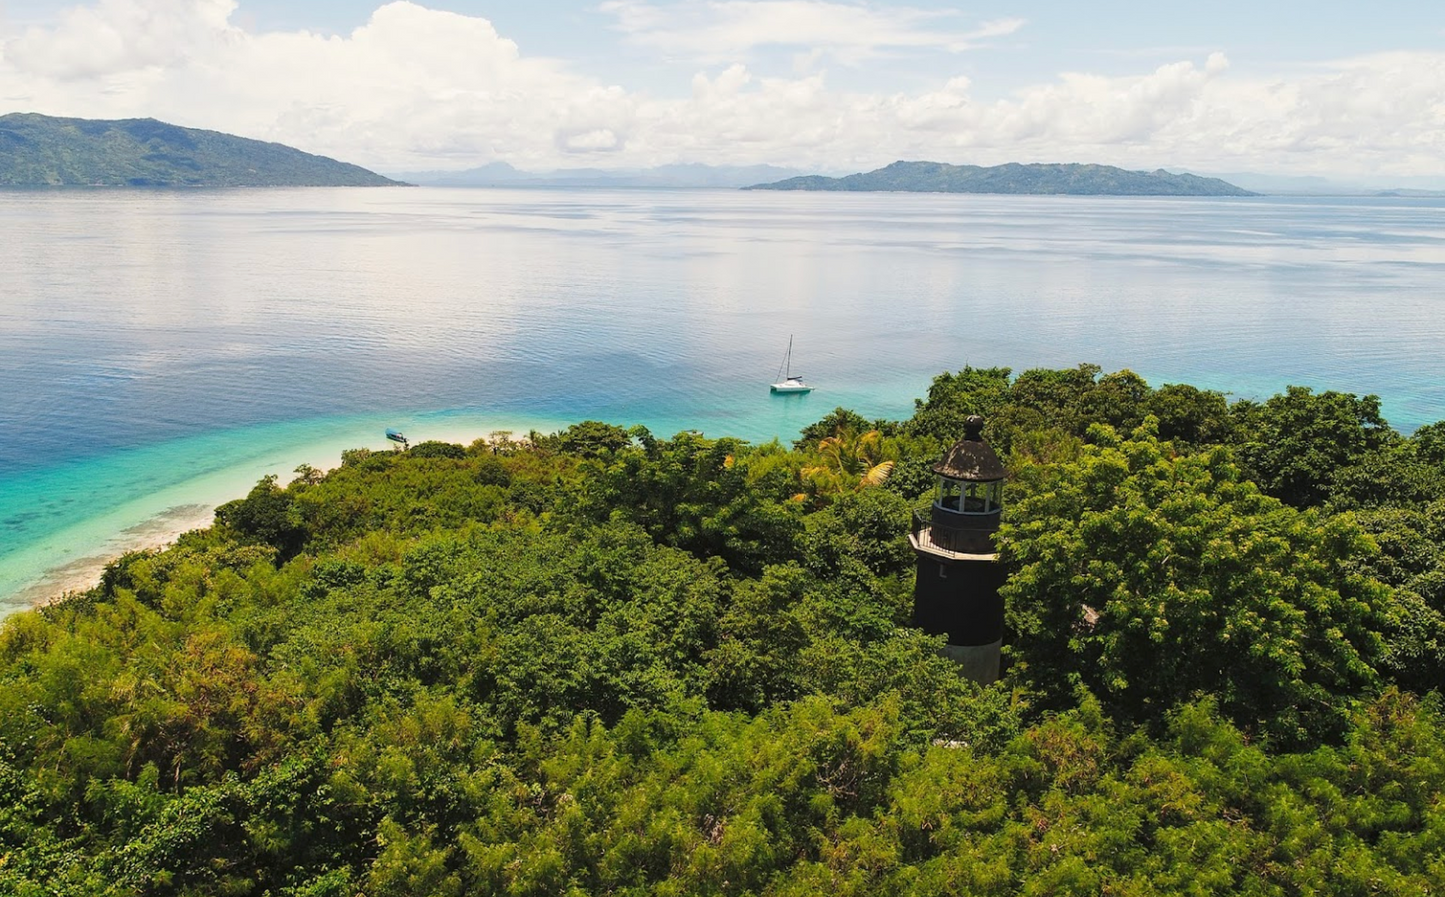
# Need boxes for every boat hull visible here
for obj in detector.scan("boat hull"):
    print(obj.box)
[770,383,814,394]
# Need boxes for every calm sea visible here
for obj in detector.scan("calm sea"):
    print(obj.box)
[3,187,1444,613]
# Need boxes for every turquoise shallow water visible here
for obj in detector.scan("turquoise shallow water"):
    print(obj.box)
[3,188,1444,614]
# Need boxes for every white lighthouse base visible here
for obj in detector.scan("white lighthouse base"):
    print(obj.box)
[941,640,1002,685]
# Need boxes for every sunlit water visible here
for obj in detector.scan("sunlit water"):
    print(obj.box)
[3,187,1444,614]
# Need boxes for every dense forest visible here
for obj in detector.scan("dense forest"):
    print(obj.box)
[2,365,1443,896]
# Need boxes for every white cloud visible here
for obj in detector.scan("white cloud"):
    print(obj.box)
[4,0,238,78]
[0,0,1442,179]
[558,127,626,153]
[600,0,1026,63]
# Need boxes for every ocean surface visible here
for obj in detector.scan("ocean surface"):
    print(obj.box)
[3,187,1444,614]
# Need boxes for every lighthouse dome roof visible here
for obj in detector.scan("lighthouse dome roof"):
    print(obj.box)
[932,416,1008,482]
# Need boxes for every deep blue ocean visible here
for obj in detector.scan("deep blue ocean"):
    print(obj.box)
[3,187,1444,613]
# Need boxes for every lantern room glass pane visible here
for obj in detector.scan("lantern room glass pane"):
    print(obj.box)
[963,482,985,513]
[936,477,1004,515]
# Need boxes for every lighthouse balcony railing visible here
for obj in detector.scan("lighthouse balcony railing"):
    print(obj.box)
[911,509,999,560]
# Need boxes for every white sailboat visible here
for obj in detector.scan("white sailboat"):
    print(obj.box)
[770,335,814,394]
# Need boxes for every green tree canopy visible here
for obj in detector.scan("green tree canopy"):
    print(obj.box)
[1001,420,1393,745]
[1233,385,1393,508]
[4,366,1445,896]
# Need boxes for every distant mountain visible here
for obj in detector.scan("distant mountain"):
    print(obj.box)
[0,113,400,187]
[747,161,1255,196]
[392,162,803,189]
[1374,188,1445,198]
[1198,171,1445,196]
[393,161,529,186]
[1196,171,1357,196]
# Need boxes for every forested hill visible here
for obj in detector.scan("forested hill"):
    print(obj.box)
[0,113,400,187]
[748,160,1255,195]
[3,366,1445,895]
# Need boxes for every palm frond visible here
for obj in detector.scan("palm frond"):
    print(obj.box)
[859,460,895,488]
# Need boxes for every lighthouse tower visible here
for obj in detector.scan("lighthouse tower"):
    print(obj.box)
[909,415,1009,684]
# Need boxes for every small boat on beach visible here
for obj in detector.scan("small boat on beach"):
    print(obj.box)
[770,336,814,394]
[385,428,409,448]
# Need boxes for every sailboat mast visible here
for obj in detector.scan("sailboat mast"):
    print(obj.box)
[776,334,793,382]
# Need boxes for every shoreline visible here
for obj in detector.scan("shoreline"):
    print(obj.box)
[14,502,218,609]
[9,372,1437,617]
[1,416,565,619]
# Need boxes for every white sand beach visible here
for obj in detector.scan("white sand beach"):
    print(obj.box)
[1,414,563,618]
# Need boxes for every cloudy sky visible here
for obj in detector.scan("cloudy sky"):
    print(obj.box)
[0,0,1442,178]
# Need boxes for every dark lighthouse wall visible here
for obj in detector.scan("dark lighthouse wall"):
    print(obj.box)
[911,556,1008,648]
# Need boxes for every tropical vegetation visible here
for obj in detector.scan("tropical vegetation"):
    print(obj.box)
[2,364,1442,896]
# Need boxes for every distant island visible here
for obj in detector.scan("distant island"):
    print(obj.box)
[0,113,401,187]
[747,160,1256,196]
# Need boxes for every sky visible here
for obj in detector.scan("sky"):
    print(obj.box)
[0,0,1442,178]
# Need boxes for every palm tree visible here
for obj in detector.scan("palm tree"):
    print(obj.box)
[801,428,895,494]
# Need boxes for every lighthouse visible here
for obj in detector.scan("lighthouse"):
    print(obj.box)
[909,415,1009,684]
